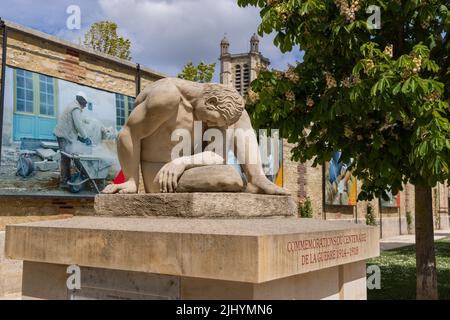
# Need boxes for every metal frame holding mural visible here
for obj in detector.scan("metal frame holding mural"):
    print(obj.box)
[0,19,8,165]
[324,151,357,206]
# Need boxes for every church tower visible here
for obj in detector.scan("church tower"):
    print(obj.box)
[219,33,270,96]
[250,33,259,53]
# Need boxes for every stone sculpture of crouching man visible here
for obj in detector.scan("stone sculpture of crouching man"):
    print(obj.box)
[102,78,287,195]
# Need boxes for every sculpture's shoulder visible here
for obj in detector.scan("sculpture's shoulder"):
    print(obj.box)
[136,78,185,105]
[139,78,204,96]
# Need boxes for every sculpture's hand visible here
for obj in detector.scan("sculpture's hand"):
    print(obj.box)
[154,160,186,193]
[246,175,289,196]
[102,180,138,194]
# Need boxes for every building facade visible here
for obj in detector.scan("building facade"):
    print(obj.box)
[0,22,448,237]
[219,35,450,238]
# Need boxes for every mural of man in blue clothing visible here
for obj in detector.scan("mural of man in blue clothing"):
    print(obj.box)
[326,151,355,205]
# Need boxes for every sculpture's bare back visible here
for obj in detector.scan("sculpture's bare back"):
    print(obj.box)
[102,78,287,195]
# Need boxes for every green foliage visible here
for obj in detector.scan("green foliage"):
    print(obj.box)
[178,61,216,83]
[238,0,450,200]
[84,21,132,60]
[367,238,450,300]
[365,203,377,226]
[299,197,313,218]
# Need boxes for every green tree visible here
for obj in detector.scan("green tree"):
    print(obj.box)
[84,21,132,60]
[239,0,449,299]
[178,61,216,83]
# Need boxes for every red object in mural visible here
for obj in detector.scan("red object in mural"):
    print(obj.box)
[113,170,125,184]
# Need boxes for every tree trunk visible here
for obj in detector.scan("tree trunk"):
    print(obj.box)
[414,185,438,300]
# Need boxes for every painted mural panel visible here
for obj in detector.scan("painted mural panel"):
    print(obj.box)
[0,66,135,197]
[325,151,357,206]
[380,190,401,208]
[260,131,283,187]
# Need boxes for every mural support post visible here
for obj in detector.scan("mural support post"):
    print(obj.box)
[379,200,383,239]
[0,19,8,165]
[135,63,141,97]
[322,164,326,220]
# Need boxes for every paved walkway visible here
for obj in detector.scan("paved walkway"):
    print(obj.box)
[380,230,450,251]
[0,231,23,298]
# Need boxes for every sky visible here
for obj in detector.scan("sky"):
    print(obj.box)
[0,0,302,81]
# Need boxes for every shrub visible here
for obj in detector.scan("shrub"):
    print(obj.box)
[299,198,313,218]
[365,204,377,226]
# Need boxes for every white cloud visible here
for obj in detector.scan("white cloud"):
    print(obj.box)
[1,0,300,81]
[98,0,299,79]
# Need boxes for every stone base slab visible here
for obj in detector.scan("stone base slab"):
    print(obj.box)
[21,260,367,300]
[6,217,379,285]
[94,193,297,218]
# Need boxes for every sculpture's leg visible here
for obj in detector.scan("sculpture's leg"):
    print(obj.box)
[102,85,181,194]
[102,126,141,194]
[102,103,149,194]
[117,126,141,192]
[141,161,165,193]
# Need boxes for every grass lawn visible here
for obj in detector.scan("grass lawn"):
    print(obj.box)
[367,237,450,300]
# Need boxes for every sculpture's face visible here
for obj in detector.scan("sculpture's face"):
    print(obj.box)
[195,104,227,128]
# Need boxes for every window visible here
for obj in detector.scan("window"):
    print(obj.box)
[234,65,242,94]
[116,94,136,129]
[116,94,126,127]
[39,74,55,116]
[127,96,135,116]
[16,69,34,114]
[243,64,250,95]
[13,68,58,142]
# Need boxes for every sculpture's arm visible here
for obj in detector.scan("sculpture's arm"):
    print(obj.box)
[233,110,288,195]
[154,151,224,193]
[176,151,224,169]
[102,93,177,194]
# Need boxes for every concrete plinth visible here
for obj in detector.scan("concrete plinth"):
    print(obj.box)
[5,216,379,300]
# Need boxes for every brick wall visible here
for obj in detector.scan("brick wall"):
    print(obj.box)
[282,141,300,204]
[6,27,148,97]
[0,196,94,231]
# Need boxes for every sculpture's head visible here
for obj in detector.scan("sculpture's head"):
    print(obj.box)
[196,84,245,127]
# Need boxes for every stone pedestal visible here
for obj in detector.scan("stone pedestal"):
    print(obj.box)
[94,193,297,218]
[5,194,379,300]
